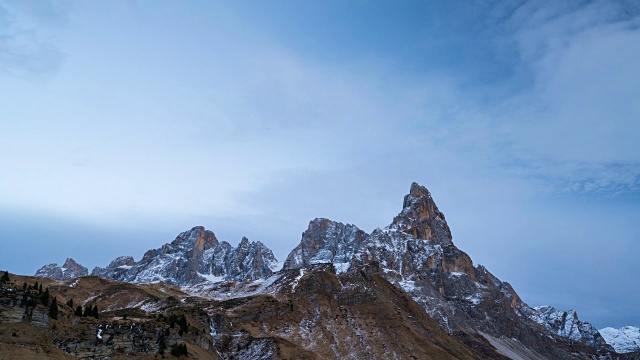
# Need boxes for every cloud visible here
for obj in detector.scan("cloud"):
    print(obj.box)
[0,0,65,76]
[450,0,640,195]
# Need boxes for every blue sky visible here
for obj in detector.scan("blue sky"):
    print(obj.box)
[1,0,639,329]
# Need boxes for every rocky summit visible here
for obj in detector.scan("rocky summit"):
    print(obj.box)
[24,182,639,359]
[91,226,280,285]
[34,258,88,280]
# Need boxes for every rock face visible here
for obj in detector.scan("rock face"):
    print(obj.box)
[390,182,453,244]
[283,219,368,273]
[525,305,611,349]
[600,326,640,353]
[283,182,613,357]
[190,264,502,360]
[91,256,136,281]
[34,258,88,279]
[92,226,279,285]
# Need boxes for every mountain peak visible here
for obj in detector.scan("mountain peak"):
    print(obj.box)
[63,258,81,268]
[35,258,88,279]
[409,181,429,197]
[390,182,452,244]
[170,226,218,252]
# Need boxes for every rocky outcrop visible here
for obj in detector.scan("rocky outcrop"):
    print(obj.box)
[390,182,453,244]
[91,256,136,281]
[90,226,279,286]
[600,326,640,353]
[202,266,497,360]
[525,306,612,350]
[283,218,368,272]
[0,285,50,328]
[202,236,280,282]
[35,258,88,279]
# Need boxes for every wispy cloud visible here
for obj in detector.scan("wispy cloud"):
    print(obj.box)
[440,0,640,195]
[0,0,65,76]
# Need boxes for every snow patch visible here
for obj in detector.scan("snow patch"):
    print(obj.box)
[198,272,225,283]
[334,262,350,274]
[291,269,305,291]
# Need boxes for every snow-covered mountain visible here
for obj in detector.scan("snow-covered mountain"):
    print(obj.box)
[283,182,614,355]
[91,226,279,285]
[31,182,636,358]
[600,326,640,353]
[524,305,609,349]
[34,258,88,280]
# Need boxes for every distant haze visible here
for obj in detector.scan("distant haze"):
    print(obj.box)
[1,1,639,329]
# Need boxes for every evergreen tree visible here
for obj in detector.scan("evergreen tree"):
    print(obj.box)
[170,343,188,357]
[92,305,99,319]
[40,288,50,306]
[22,282,27,290]
[75,306,83,316]
[38,283,42,293]
[1,271,9,283]
[83,305,90,317]
[34,281,38,290]
[66,298,73,308]
[49,297,59,319]
[179,314,189,334]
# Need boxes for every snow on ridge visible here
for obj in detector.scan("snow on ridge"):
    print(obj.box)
[600,326,640,353]
[182,272,284,300]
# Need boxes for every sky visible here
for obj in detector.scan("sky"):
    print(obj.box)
[1,0,639,329]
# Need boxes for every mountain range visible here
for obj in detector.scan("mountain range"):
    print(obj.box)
[11,182,638,358]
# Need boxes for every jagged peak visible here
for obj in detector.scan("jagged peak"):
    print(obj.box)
[390,182,453,244]
[409,181,430,197]
[306,217,362,233]
[35,258,88,279]
[237,236,251,250]
[63,258,81,267]
[111,255,135,264]
[170,225,218,252]
[308,217,337,228]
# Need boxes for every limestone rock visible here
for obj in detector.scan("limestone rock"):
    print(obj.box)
[91,227,279,285]
[283,218,368,272]
[34,258,88,279]
[91,256,136,281]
